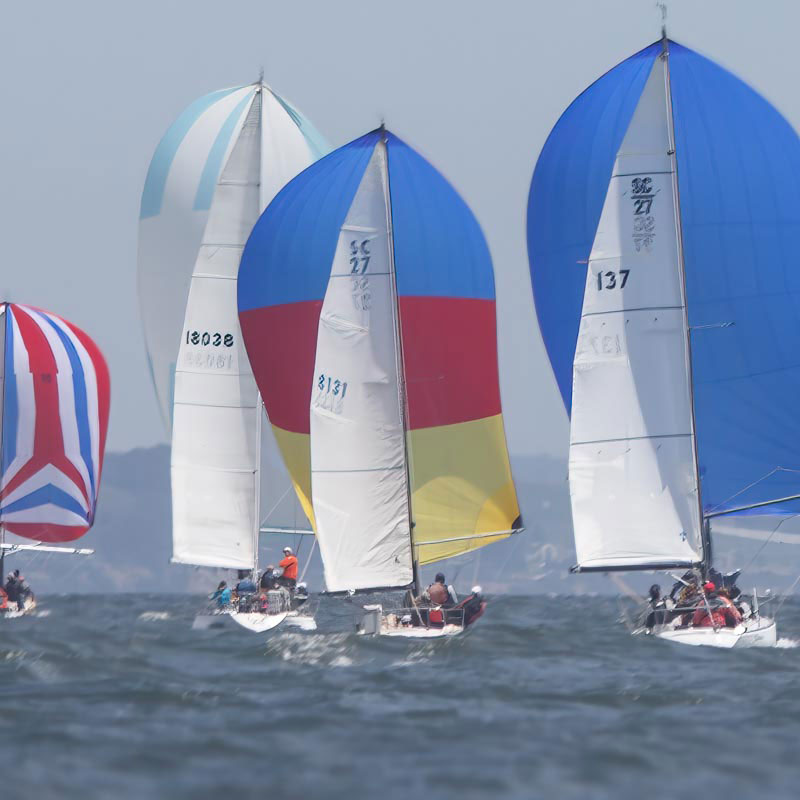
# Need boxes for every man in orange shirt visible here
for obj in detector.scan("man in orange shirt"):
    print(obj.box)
[278,547,299,589]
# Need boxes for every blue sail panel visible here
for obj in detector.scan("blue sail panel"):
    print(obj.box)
[527,39,800,515]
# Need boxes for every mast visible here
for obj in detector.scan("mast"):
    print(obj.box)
[380,126,419,594]
[661,32,708,574]
[252,81,265,578]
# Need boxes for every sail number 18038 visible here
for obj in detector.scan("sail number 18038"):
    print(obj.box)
[185,330,235,347]
[596,269,630,291]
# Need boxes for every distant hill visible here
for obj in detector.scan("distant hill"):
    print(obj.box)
[7,447,799,597]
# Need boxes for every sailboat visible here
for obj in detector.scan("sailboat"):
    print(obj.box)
[527,33,800,648]
[137,80,328,633]
[0,303,109,617]
[238,127,522,637]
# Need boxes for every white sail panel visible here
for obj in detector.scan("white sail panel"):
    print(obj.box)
[138,87,256,431]
[569,55,703,570]
[171,94,262,570]
[260,90,320,209]
[310,141,414,592]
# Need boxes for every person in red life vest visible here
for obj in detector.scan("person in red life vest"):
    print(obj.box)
[692,582,743,629]
[278,547,298,589]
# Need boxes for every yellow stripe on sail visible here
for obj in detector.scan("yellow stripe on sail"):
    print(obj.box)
[270,426,316,532]
[407,414,520,566]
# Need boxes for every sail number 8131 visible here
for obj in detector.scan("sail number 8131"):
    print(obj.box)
[596,269,630,291]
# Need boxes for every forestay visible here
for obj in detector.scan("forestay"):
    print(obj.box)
[569,53,703,570]
[310,141,413,592]
[172,94,262,570]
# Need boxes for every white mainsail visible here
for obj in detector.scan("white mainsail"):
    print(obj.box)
[310,141,414,592]
[171,94,263,569]
[568,52,704,570]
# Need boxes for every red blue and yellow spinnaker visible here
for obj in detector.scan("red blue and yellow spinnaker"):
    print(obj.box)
[238,128,520,590]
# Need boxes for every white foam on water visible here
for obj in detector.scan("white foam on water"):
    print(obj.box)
[266,633,355,667]
[776,637,799,649]
[138,611,171,622]
[35,609,51,618]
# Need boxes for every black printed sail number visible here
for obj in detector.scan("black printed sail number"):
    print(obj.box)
[596,269,630,291]
[185,330,235,347]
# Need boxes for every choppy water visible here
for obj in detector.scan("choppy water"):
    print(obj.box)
[2,594,800,799]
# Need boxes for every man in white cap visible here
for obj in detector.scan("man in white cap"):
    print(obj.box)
[278,546,298,589]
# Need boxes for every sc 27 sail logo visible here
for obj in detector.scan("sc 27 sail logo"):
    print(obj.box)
[350,239,372,311]
[631,175,656,253]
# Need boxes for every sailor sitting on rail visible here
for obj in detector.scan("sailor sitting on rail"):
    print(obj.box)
[421,573,457,608]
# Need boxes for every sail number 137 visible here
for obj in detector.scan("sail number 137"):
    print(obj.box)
[596,269,630,291]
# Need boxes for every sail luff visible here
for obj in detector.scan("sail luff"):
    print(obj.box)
[381,131,419,593]
[661,37,707,570]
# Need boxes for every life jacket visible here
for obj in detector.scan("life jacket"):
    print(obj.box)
[692,598,741,629]
[0,588,7,610]
[279,555,298,581]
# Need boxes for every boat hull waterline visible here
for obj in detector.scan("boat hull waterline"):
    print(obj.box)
[651,616,777,649]
[191,609,316,633]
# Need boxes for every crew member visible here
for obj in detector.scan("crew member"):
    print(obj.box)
[4,573,18,609]
[645,584,668,631]
[278,547,298,589]
[235,570,257,595]
[449,586,485,627]
[260,565,277,591]
[422,573,457,607]
[13,570,31,611]
[210,581,232,608]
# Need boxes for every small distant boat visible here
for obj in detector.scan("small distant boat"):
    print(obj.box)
[238,127,523,637]
[137,80,328,633]
[527,32,800,648]
[0,303,109,617]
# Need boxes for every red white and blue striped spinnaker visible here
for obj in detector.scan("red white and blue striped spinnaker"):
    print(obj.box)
[1,304,110,542]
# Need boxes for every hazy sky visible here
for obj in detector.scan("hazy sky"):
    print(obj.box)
[1,0,798,456]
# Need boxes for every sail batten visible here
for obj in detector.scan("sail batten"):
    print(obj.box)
[568,53,703,571]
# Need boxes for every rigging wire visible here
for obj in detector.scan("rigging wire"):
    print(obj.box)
[705,466,800,516]
[773,568,800,619]
[298,537,317,584]
[738,513,799,577]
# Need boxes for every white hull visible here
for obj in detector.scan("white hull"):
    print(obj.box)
[376,623,464,639]
[192,607,316,633]
[653,616,776,649]
[358,604,468,638]
[1,597,37,619]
